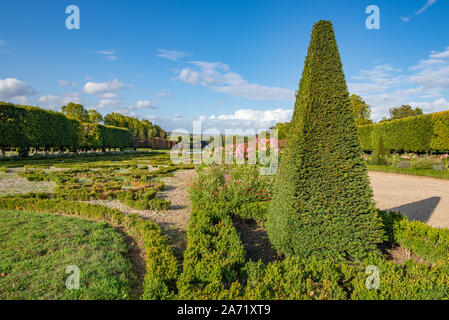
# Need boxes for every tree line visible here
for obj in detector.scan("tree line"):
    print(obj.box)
[271,94,426,140]
[61,102,166,139]
[0,101,169,157]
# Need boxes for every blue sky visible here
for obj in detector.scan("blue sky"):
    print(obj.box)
[1,0,449,132]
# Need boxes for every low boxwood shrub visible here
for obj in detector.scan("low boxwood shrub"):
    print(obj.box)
[176,201,246,299]
[233,201,269,225]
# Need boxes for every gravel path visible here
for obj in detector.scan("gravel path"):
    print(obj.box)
[89,169,196,261]
[0,171,55,196]
[369,171,449,228]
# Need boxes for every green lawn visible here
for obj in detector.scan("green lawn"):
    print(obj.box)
[367,164,449,180]
[0,210,138,300]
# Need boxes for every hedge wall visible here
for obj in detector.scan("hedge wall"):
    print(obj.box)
[358,110,449,153]
[82,123,133,150]
[0,102,80,152]
[0,102,133,153]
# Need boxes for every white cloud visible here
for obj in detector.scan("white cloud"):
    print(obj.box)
[156,49,190,61]
[430,46,449,59]
[177,61,294,101]
[136,100,158,109]
[351,64,403,86]
[102,92,119,99]
[164,108,292,133]
[96,50,118,61]
[0,78,36,101]
[83,78,130,95]
[155,91,173,98]
[409,97,449,113]
[98,98,123,109]
[179,68,200,84]
[401,0,437,22]
[214,108,293,123]
[348,46,449,121]
[38,92,82,108]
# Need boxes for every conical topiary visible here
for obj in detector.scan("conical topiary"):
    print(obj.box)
[266,21,383,261]
[372,135,388,165]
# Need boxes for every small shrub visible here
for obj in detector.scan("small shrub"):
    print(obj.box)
[372,136,388,165]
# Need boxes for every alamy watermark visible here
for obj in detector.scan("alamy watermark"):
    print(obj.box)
[365,5,380,30]
[66,5,80,30]
[169,121,279,176]
[65,265,80,290]
[365,265,380,290]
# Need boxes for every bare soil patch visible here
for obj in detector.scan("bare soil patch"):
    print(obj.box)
[233,217,281,264]
[379,243,429,265]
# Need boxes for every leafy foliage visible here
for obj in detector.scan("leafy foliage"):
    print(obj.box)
[372,135,388,165]
[0,102,134,154]
[61,102,90,123]
[358,111,449,153]
[104,112,166,139]
[266,20,383,261]
[350,94,373,125]
[387,105,423,121]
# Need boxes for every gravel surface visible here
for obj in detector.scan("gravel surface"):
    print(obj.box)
[89,169,196,261]
[369,171,449,228]
[0,172,55,196]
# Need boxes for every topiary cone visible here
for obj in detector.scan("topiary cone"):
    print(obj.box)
[266,20,383,261]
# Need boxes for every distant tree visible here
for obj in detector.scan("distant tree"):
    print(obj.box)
[87,110,103,124]
[61,102,89,122]
[349,94,373,125]
[389,105,423,120]
[270,122,291,140]
[104,112,165,139]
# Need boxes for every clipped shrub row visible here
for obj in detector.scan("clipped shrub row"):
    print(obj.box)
[177,201,246,299]
[242,210,449,300]
[0,197,178,300]
[358,110,449,153]
[117,189,171,211]
[185,164,449,300]
[0,102,133,155]
[18,162,177,211]
[82,123,133,150]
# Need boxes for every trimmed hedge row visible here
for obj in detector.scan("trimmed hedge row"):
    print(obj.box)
[176,201,246,299]
[186,165,449,300]
[358,110,449,153]
[0,102,133,153]
[243,210,449,300]
[0,102,80,154]
[82,123,133,150]
[0,197,178,300]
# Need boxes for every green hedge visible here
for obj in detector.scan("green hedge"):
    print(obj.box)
[0,102,133,153]
[187,166,449,300]
[0,102,80,152]
[0,197,178,300]
[358,110,449,153]
[82,123,133,150]
[176,201,246,299]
